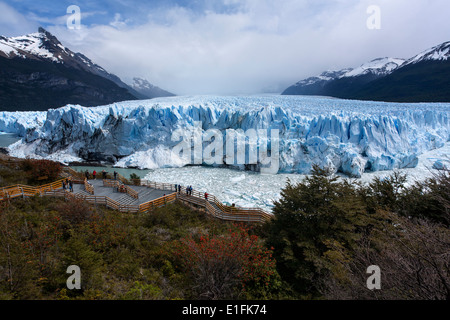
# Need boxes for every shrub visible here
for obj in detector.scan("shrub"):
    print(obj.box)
[130,173,141,186]
[20,159,62,184]
[55,197,94,226]
[171,225,279,300]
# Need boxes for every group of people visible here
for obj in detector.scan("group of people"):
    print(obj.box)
[174,183,209,201]
[62,177,74,192]
[174,184,195,196]
[84,169,119,180]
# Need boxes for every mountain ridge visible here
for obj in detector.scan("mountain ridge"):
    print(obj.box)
[131,77,175,99]
[282,41,450,102]
[0,28,174,111]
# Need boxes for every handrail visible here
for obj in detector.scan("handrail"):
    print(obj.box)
[176,192,272,223]
[102,179,139,199]
[103,179,120,188]
[138,193,177,213]
[0,178,66,201]
[84,179,94,195]
[125,185,139,199]
[127,177,272,222]
[1,174,272,224]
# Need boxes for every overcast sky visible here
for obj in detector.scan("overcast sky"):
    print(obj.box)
[1,0,449,95]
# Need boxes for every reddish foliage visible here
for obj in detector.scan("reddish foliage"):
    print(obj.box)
[171,225,276,299]
[21,159,62,183]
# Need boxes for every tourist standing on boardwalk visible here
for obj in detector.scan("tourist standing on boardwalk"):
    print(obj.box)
[93,170,97,180]
[85,170,89,180]
[69,179,73,192]
[114,171,117,180]
[102,170,107,179]
[204,192,208,200]
[62,180,66,190]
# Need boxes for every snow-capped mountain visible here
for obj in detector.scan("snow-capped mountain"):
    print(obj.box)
[1,95,449,178]
[282,58,405,97]
[0,28,172,111]
[291,69,352,88]
[131,77,175,99]
[0,27,139,111]
[0,27,112,76]
[402,41,450,66]
[283,41,450,102]
[342,57,406,78]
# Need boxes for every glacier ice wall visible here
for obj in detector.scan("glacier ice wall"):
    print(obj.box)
[1,95,449,177]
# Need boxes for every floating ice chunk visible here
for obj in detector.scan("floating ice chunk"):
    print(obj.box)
[230,174,246,183]
[433,159,449,170]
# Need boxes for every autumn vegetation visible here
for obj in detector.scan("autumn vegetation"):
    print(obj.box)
[0,158,62,186]
[0,158,449,300]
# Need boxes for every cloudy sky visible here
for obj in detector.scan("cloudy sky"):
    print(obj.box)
[1,0,448,95]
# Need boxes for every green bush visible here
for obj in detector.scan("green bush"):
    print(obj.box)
[264,166,450,299]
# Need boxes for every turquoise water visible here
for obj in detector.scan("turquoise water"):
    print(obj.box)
[70,165,152,179]
[0,133,21,148]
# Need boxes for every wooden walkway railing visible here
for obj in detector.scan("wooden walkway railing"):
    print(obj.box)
[131,179,273,223]
[43,189,177,214]
[125,185,139,199]
[1,173,273,223]
[102,179,139,199]
[0,179,66,201]
[84,179,94,195]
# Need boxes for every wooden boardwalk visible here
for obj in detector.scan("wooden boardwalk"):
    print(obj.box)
[71,179,173,206]
[1,173,273,224]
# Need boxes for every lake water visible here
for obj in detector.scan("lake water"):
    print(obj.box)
[0,133,21,148]
[70,165,152,179]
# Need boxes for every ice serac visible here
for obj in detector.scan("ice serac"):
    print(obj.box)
[3,96,450,178]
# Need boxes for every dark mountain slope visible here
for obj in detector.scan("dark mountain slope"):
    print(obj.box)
[352,59,450,102]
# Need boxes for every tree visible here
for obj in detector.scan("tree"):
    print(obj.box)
[171,225,280,300]
[20,159,62,184]
[322,212,450,300]
[264,165,369,298]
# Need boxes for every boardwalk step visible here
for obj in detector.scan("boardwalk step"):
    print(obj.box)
[76,190,91,197]
[115,193,139,206]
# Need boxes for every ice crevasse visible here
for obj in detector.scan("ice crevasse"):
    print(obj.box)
[0,95,449,178]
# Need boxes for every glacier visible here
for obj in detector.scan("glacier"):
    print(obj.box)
[0,95,449,178]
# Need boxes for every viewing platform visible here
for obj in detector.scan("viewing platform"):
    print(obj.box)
[1,170,273,224]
